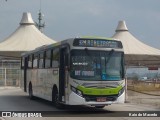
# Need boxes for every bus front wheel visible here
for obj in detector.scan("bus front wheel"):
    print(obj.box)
[52,89,64,109]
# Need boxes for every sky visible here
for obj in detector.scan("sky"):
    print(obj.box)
[0,0,160,49]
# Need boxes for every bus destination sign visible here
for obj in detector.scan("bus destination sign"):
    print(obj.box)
[73,39,122,48]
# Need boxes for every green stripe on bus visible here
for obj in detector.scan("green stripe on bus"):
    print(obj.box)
[77,85,122,95]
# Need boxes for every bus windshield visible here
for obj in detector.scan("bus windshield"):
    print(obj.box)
[70,50,124,81]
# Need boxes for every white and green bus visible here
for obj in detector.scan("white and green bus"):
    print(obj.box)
[21,37,125,109]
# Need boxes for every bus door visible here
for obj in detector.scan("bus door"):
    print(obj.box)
[59,46,69,103]
[24,57,28,92]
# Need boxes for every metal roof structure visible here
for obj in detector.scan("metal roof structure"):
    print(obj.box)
[0,12,56,58]
[112,21,160,67]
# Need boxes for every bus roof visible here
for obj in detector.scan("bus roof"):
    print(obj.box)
[21,37,122,57]
[80,36,117,41]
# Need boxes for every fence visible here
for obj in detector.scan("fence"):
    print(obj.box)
[127,79,160,96]
[0,68,21,86]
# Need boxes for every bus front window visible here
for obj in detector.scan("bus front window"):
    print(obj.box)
[70,50,124,81]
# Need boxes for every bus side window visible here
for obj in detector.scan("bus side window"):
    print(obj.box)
[21,57,24,69]
[52,48,59,68]
[45,50,51,68]
[39,52,44,69]
[33,53,38,68]
[28,55,32,68]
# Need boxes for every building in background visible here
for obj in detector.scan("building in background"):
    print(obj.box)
[0,12,56,86]
[112,21,160,80]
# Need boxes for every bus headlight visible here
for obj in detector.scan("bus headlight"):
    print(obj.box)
[71,86,83,97]
[118,87,125,96]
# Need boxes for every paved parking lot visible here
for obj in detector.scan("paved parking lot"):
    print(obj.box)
[0,87,159,120]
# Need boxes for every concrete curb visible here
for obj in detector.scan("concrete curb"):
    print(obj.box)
[0,86,20,89]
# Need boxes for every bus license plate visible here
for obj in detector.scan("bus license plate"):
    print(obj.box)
[97,97,106,102]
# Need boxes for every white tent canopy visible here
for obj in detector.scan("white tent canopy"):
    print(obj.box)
[112,21,160,67]
[0,12,56,58]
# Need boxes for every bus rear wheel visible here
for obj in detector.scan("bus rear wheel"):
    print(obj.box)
[29,84,34,100]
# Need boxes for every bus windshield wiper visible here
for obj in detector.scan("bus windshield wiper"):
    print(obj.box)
[106,49,115,64]
[84,48,95,62]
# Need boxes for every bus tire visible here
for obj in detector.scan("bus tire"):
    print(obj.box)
[52,88,64,109]
[29,83,34,100]
[95,105,105,109]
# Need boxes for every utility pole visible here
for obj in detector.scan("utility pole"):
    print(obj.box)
[37,10,45,32]
[36,0,45,33]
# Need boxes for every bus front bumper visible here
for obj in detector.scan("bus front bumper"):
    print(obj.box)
[68,91,125,106]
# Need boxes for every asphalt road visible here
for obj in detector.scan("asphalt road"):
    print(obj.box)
[0,87,160,120]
